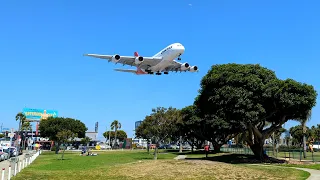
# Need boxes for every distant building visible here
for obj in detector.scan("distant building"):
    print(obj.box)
[135,121,143,130]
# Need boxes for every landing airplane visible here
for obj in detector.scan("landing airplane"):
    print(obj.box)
[84,43,198,75]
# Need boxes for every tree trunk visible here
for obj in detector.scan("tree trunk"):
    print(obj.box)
[55,142,60,154]
[213,144,222,153]
[272,132,275,156]
[114,128,117,149]
[147,140,150,153]
[249,141,265,161]
[303,135,307,158]
[153,146,158,160]
[61,146,66,160]
[179,135,183,153]
[191,138,195,153]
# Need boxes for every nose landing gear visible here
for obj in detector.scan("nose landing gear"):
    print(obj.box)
[177,54,182,60]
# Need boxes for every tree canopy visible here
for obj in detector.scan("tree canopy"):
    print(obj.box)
[194,63,317,159]
[38,117,87,153]
[135,107,182,159]
[103,130,127,141]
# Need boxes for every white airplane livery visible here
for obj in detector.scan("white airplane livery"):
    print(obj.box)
[84,43,198,75]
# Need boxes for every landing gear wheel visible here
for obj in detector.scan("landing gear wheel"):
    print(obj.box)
[156,72,161,75]
[178,57,181,60]
[164,72,169,75]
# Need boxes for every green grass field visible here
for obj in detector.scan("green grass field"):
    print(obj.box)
[12,150,310,180]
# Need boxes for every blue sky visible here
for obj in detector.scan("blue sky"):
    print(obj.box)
[0,0,319,140]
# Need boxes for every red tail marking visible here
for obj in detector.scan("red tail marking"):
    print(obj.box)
[134,51,146,74]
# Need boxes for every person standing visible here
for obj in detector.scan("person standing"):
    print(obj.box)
[204,144,210,158]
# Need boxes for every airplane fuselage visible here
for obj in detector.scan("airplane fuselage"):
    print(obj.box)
[143,43,185,73]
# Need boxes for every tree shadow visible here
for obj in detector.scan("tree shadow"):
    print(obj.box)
[55,158,73,161]
[185,153,287,164]
[178,150,219,155]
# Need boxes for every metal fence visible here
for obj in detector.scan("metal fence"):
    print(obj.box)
[220,147,319,162]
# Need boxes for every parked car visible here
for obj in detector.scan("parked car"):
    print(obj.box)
[6,147,22,157]
[0,152,9,161]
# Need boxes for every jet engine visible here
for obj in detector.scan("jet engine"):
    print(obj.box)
[111,54,121,62]
[189,66,198,72]
[180,63,190,71]
[135,56,144,64]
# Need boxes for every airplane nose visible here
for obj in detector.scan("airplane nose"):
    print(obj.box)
[180,45,185,53]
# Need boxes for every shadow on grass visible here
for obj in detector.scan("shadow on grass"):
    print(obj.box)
[54,158,73,161]
[185,153,287,164]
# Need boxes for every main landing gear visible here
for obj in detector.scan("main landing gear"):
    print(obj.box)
[147,70,168,75]
[155,71,168,75]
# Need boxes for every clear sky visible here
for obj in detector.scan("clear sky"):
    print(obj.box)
[0,0,319,140]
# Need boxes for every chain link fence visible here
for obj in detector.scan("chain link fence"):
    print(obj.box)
[220,146,319,162]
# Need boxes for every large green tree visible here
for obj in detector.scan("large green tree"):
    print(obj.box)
[180,105,205,151]
[180,105,239,152]
[38,117,87,154]
[56,130,78,159]
[195,63,317,160]
[103,130,127,142]
[135,107,182,160]
[289,125,313,147]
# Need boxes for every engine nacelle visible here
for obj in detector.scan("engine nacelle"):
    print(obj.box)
[135,56,144,64]
[189,66,198,72]
[111,54,121,62]
[180,62,190,71]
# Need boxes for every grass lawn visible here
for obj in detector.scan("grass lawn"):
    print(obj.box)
[13,150,310,180]
[277,163,320,170]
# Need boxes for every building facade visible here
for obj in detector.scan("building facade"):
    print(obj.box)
[135,121,142,130]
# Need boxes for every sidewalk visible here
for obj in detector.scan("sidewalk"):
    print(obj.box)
[0,150,37,178]
[0,154,26,177]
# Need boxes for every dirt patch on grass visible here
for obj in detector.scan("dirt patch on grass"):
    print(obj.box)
[106,160,305,180]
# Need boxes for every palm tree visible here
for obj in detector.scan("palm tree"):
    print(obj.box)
[298,110,312,158]
[111,120,121,148]
[15,112,26,149]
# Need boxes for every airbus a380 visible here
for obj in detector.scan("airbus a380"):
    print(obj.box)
[84,43,198,75]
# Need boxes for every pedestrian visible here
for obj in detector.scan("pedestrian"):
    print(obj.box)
[204,144,210,158]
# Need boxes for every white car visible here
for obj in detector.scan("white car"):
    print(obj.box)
[0,152,9,161]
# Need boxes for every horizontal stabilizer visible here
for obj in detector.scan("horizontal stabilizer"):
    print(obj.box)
[114,68,136,74]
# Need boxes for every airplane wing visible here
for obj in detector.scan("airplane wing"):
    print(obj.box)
[164,60,198,72]
[84,54,162,69]
[114,68,136,74]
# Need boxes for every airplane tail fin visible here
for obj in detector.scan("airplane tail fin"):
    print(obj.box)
[114,52,147,75]
[134,51,144,73]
